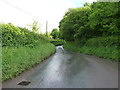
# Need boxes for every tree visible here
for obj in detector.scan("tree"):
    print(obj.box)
[59,2,120,42]
[84,2,91,7]
[28,20,40,33]
[88,2,119,36]
[51,29,59,39]
[59,6,91,41]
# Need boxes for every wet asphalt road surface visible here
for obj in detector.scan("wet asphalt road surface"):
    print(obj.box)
[3,46,118,88]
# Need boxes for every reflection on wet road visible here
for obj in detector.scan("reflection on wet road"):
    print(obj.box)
[3,46,118,88]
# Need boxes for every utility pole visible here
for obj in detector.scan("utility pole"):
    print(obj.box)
[46,20,48,36]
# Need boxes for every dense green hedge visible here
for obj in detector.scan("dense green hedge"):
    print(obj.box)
[59,2,119,61]
[59,2,119,41]
[64,37,119,61]
[85,36,119,47]
[1,23,56,82]
[2,43,55,81]
[79,46,119,60]
[50,39,65,46]
[1,23,48,47]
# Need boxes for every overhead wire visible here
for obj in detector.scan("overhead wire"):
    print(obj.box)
[1,0,46,21]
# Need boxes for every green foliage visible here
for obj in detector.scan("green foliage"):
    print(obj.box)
[63,42,79,52]
[50,39,65,46]
[64,42,119,61]
[79,46,119,61]
[85,36,119,47]
[50,28,59,39]
[1,23,48,47]
[59,7,91,41]
[1,22,56,82]
[84,2,91,7]
[60,2,119,61]
[89,2,119,36]
[1,23,21,47]
[59,2,119,41]
[2,43,55,81]
[28,20,40,33]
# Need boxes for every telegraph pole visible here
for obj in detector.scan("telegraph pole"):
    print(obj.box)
[46,20,48,36]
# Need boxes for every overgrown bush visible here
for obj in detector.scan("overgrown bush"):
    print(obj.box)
[61,2,119,61]
[85,36,119,47]
[79,46,119,60]
[63,42,79,52]
[1,23,56,82]
[50,39,65,46]
[59,2,119,41]
[64,41,119,61]
[0,23,49,47]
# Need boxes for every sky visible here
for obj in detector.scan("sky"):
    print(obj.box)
[0,0,97,33]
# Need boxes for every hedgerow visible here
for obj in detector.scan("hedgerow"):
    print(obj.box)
[64,40,119,61]
[1,23,56,82]
[50,39,65,46]
[1,23,48,47]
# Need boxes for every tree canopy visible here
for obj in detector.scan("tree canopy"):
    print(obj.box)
[28,20,40,33]
[50,28,59,39]
[59,2,119,44]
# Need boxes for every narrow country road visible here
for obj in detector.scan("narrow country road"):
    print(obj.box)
[3,46,118,88]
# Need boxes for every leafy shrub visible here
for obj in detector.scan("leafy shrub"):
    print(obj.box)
[79,46,119,61]
[64,41,119,61]
[50,39,65,46]
[1,23,56,82]
[85,36,119,47]
[63,42,79,52]
[1,23,21,46]
[0,23,49,47]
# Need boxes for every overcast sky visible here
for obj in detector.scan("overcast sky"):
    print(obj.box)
[0,0,96,33]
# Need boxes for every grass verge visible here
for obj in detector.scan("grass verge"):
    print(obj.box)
[64,42,119,61]
[2,43,55,82]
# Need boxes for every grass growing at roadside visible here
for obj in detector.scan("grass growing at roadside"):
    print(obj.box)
[79,46,119,60]
[63,42,80,52]
[64,42,119,61]
[2,43,55,82]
